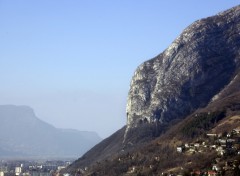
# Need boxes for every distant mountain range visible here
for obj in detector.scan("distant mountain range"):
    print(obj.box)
[0,105,101,158]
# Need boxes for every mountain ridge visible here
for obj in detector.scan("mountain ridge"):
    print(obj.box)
[0,104,102,158]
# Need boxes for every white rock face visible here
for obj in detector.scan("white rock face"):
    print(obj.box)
[125,5,240,139]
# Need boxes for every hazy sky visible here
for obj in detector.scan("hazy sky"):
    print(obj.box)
[0,1,239,138]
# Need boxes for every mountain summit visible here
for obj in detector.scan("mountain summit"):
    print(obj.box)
[0,105,101,158]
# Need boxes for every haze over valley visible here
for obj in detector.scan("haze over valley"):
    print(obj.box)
[1,1,240,176]
[0,105,101,158]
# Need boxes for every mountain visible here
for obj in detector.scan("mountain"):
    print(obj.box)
[125,4,240,140]
[65,5,240,175]
[0,105,101,158]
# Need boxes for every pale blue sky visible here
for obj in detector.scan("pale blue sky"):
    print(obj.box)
[0,1,239,138]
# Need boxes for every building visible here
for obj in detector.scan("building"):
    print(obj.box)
[177,146,183,153]
[15,167,22,176]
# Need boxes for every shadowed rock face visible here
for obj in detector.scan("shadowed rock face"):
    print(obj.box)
[126,5,240,136]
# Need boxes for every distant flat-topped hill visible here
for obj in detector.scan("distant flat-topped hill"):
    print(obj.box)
[0,105,101,158]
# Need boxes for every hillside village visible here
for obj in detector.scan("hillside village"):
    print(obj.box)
[174,128,240,176]
[117,129,240,176]
[70,125,240,176]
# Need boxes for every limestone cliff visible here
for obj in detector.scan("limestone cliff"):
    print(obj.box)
[126,5,240,137]
[64,5,240,173]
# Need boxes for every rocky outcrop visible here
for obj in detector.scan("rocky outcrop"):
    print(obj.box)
[126,5,240,137]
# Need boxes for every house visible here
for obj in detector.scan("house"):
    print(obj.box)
[15,167,22,176]
[216,146,224,151]
[207,133,217,137]
[218,139,226,144]
[220,150,225,156]
[210,145,217,149]
[63,174,70,176]
[216,146,225,155]
[188,148,196,154]
[212,164,220,171]
[232,128,240,134]
[57,166,65,171]
[220,145,227,150]
[127,166,136,173]
[194,143,200,148]
[154,156,160,161]
[177,146,184,153]
[227,139,235,143]
[207,170,217,176]
[191,170,201,175]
